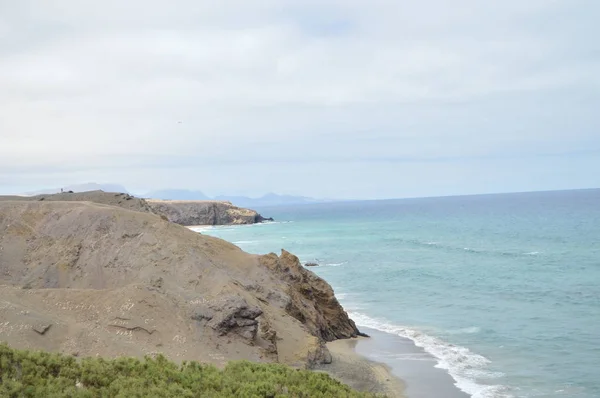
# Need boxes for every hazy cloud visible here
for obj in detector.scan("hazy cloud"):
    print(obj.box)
[1,0,599,197]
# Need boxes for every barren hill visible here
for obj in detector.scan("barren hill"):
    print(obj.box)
[0,191,272,226]
[0,190,154,214]
[0,200,359,368]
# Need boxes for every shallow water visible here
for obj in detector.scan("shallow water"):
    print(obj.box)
[193,189,600,398]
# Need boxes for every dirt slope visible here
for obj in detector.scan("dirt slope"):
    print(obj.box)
[0,201,359,368]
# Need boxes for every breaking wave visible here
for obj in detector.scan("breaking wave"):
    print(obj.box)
[348,312,513,398]
[389,238,542,258]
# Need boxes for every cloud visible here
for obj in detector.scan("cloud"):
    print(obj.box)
[0,0,599,197]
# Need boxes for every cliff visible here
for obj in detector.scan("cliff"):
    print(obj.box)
[146,199,273,226]
[0,191,273,226]
[0,200,359,369]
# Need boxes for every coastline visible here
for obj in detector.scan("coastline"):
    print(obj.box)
[353,327,470,398]
[317,327,471,398]
[316,337,406,397]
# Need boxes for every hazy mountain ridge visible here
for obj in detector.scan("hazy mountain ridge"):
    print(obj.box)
[145,190,327,207]
[17,184,331,207]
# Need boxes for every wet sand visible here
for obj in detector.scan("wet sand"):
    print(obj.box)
[317,326,470,398]
[317,337,406,397]
[354,327,470,398]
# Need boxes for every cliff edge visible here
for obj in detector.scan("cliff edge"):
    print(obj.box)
[0,191,273,226]
[147,199,273,226]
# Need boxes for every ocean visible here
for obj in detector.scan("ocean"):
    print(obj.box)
[192,189,600,398]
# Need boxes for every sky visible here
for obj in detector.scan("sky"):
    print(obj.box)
[1,0,599,199]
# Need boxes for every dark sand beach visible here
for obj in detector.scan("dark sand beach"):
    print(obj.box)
[317,338,406,397]
[319,326,469,398]
[354,327,469,398]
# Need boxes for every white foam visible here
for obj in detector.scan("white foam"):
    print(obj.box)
[188,226,216,232]
[348,312,512,398]
[324,262,346,267]
[379,352,434,361]
[233,240,257,245]
[253,220,293,226]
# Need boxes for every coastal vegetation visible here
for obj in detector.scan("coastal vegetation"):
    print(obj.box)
[0,343,380,397]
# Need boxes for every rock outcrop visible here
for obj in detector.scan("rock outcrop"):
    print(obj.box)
[0,200,357,369]
[259,250,362,342]
[147,199,272,226]
[191,295,263,341]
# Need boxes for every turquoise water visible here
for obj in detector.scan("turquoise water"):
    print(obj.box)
[194,189,600,398]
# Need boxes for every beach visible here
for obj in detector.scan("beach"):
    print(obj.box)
[317,327,469,398]
[353,328,470,398]
[316,337,406,397]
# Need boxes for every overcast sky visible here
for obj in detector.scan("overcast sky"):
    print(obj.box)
[1,1,599,199]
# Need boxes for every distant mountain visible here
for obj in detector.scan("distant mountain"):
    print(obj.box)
[143,189,209,201]
[141,190,325,207]
[25,183,129,196]
[213,193,323,207]
[23,184,327,207]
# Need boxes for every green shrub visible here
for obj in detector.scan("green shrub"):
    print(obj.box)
[0,343,382,397]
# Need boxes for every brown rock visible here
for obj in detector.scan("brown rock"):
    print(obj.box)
[146,200,272,226]
[259,250,362,342]
[32,322,52,335]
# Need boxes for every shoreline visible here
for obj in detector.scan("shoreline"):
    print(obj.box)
[314,327,471,398]
[316,337,406,397]
[353,327,470,398]
[317,327,471,398]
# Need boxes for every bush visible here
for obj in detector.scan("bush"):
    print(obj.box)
[0,343,382,397]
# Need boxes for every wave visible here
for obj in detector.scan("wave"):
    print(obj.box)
[393,238,541,258]
[348,312,512,398]
[188,226,216,232]
[233,240,257,245]
[324,262,346,267]
[299,260,347,267]
[194,221,293,232]
[254,220,294,226]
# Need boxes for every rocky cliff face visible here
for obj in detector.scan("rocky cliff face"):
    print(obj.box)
[0,201,356,368]
[147,200,272,226]
[259,250,362,342]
